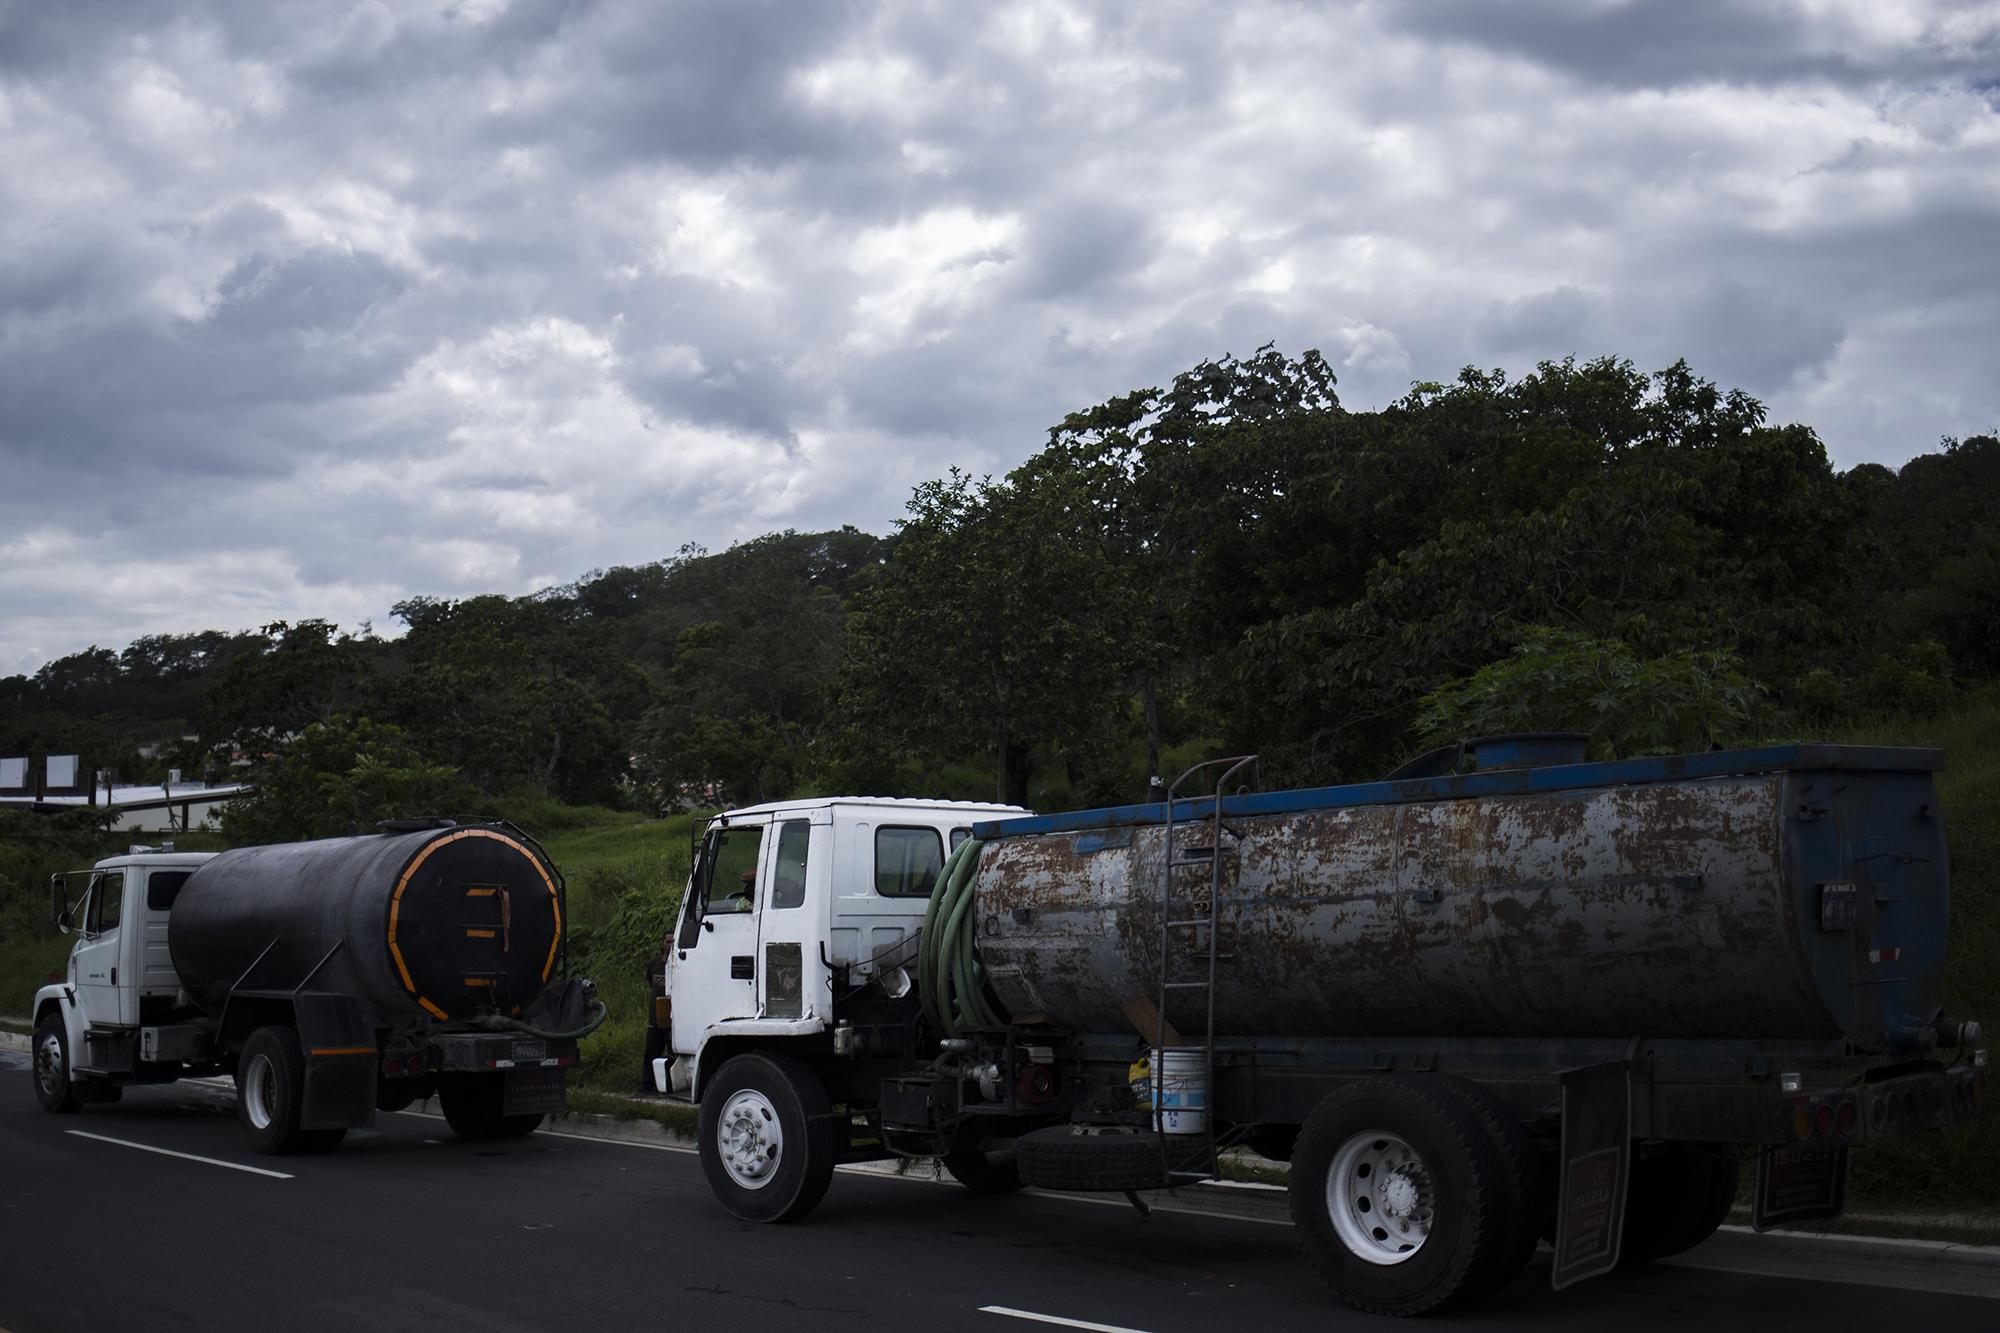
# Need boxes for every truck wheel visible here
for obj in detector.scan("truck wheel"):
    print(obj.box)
[942,1145,1024,1193]
[1431,1076,1543,1298]
[236,1027,312,1155]
[698,1053,836,1223]
[439,1074,543,1141]
[1290,1077,1508,1317]
[1622,1141,1740,1263]
[32,1014,82,1113]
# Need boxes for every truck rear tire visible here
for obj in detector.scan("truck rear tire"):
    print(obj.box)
[1290,1077,1509,1318]
[1622,1141,1740,1263]
[32,1014,82,1114]
[1431,1076,1543,1299]
[236,1026,312,1155]
[439,1074,543,1141]
[698,1053,836,1223]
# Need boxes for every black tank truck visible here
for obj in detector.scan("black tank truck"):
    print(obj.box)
[39,819,604,1154]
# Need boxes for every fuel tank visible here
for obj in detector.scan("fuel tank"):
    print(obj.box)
[968,745,1947,1048]
[169,824,564,1022]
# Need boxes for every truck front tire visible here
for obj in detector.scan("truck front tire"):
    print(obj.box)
[237,1026,313,1154]
[698,1053,835,1223]
[1290,1076,1509,1318]
[32,1014,82,1113]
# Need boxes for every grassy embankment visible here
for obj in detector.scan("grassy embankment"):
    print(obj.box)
[533,808,695,1101]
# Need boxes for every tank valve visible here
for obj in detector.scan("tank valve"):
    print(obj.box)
[1939,1015,1983,1049]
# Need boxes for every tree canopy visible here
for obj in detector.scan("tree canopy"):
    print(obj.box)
[3,349,1991,836]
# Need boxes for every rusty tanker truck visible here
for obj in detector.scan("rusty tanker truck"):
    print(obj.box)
[653,738,1986,1316]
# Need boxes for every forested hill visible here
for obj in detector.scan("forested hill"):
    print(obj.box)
[4,350,1995,833]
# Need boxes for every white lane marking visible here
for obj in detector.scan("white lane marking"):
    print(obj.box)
[65,1131,294,1179]
[980,1306,1158,1333]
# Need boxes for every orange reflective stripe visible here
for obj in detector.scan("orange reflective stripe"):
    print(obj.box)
[466,928,496,939]
[309,1045,377,1057]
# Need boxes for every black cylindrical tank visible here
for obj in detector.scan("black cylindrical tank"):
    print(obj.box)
[169,825,563,1023]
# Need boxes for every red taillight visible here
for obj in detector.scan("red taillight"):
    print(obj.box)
[385,1057,405,1076]
[1814,1106,1836,1137]
[408,1056,424,1076]
[1836,1101,1857,1136]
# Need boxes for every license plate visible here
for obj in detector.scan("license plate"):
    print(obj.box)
[512,1039,546,1062]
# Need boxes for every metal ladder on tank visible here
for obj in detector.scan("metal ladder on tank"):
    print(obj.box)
[1153,754,1258,1185]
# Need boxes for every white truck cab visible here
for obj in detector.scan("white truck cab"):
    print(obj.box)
[34,848,219,1103]
[655,797,1024,1101]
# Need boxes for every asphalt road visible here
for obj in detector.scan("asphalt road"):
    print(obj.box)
[3,1050,1996,1333]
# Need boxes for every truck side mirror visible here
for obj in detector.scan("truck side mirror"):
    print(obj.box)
[50,876,72,935]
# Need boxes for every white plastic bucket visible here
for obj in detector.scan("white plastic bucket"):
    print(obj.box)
[1153,1047,1209,1135]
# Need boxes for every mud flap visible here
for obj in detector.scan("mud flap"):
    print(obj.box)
[303,1059,378,1130]
[295,992,379,1130]
[1752,1145,1849,1231]
[1551,1059,1632,1290]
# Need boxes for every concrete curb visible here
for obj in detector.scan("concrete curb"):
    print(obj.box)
[0,1030,28,1054]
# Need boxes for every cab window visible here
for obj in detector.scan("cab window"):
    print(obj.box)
[704,825,764,916]
[147,871,192,912]
[88,872,124,935]
[876,827,944,898]
[771,821,809,910]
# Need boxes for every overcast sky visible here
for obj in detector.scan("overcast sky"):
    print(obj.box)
[3,1,1997,678]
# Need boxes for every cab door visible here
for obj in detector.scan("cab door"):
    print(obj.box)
[72,872,134,1028]
[669,817,768,1054]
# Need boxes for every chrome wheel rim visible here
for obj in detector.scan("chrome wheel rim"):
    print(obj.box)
[1327,1130,1433,1265]
[36,1031,63,1095]
[242,1053,276,1130]
[717,1088,782,1190]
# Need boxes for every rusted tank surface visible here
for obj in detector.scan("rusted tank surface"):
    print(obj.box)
[970,747,1947,1047]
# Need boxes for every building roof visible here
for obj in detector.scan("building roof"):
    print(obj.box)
[720,795,1029,819]
[0,781,252,812]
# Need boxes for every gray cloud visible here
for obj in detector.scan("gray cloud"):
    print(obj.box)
[2,0,1997,674]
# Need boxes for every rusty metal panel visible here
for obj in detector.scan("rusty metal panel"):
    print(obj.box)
[975,773,1870,1042]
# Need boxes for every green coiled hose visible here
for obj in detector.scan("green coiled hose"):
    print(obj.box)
[919,837,1006,1037]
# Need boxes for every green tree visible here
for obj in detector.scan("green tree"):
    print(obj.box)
[1414,627,1765,759]
[838,468,1131,806]
[386,595,624,804]
[220,716,477,844]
